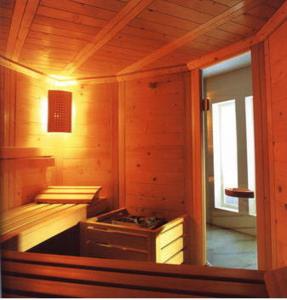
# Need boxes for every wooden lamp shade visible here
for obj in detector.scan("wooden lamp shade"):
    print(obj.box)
[48,90,72,132]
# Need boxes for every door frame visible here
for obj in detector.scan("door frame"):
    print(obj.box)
[188,44,273,270]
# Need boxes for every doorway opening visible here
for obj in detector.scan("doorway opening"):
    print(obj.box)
[202,52,257,269]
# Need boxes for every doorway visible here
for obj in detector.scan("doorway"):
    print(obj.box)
[202,52,257,269]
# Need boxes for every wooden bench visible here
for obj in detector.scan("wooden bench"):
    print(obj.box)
[0,186,107,251]
[0,203,87,251]
[1,250,268,298]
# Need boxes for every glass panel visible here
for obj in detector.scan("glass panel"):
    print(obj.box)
[245,96,256,216]
[212,100,239,211]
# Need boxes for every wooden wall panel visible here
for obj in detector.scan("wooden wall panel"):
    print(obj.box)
[0,66,49,211]
[121,72,189,218]
[0,65,119,211]
[15,72,118,203]
[265,19,287,268]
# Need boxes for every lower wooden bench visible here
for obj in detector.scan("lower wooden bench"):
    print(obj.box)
[0,203,87,251]
[1,250,268,298]
[0,185,108,251]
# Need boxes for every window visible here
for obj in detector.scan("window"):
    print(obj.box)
[245,96,256,216]
[212,100,239,212]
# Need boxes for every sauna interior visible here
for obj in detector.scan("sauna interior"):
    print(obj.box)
[1,0,287,298]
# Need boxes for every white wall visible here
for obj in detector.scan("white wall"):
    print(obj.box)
[204,66,256,236]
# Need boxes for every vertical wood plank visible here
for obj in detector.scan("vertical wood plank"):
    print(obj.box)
[118,81,126,208]
[251,42,274,270]
[122,73,187,217]
[189,69,205,265]
[184,71,192,264]
[0,66,119,211]
[112,81,119,209]
[0,67,17,211]
[263,19,287,268]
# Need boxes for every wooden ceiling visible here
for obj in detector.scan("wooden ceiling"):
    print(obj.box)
[0,0,285,78]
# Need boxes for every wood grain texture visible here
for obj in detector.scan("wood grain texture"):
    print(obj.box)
[18,72,118,204]
[0,0,15,55]
[0,65,119,211]
[0,55,52,80]
[0,203,87,251]
[251,42,274,270]
[118,0,265,74]
[64,0,154,74]
[6,0,40,60]
[122,72,188,217]
[1,250,268,298]
[1,0,283,77]
[264,19,287,268]
[264,267,287,297]
[187,35,257,70]
[0,67,51,212]
[189,69,204,265]
[81,208,186,264]
[188,0,287,70]
[255,0,287,42]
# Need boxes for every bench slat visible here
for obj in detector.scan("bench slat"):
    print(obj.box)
[41,188,101,194]
[0,203,49,222]
[1,204,63,233]
[35,193,96,203]
[0,205,87,250]
[1,204,75,236]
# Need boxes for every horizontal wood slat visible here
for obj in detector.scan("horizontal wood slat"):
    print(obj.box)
[1,250,266,282]
[34,185,102,204]
[118,0,264,74]
[0,203,87,250]
[1,251,268,298]
[1,0,284,78]
[64,0,154,74]
[2,275,183,298]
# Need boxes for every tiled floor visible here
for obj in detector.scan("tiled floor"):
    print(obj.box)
[207,224,257,269]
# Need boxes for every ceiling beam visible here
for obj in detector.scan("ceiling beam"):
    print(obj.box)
[187,35,257,70]
[6,0,40,60]
[64,0,154,75]
[117,0,262,75]
[0,55,186,86]
[117,64,188,82]
[187,0,287,70]
[0,55,52,81]
[255,0,287,42]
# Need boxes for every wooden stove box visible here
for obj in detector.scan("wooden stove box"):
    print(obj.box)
[80,208,186,264]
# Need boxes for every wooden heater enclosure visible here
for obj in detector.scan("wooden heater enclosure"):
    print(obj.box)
[80,208,186,264]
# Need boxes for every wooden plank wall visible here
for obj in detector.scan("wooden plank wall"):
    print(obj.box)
[0,66,47,211]
[264,19,287,268]
[0,65,118,211]
[119,72,190,218]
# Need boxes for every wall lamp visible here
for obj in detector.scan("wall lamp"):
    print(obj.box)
[48,90,72,132]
